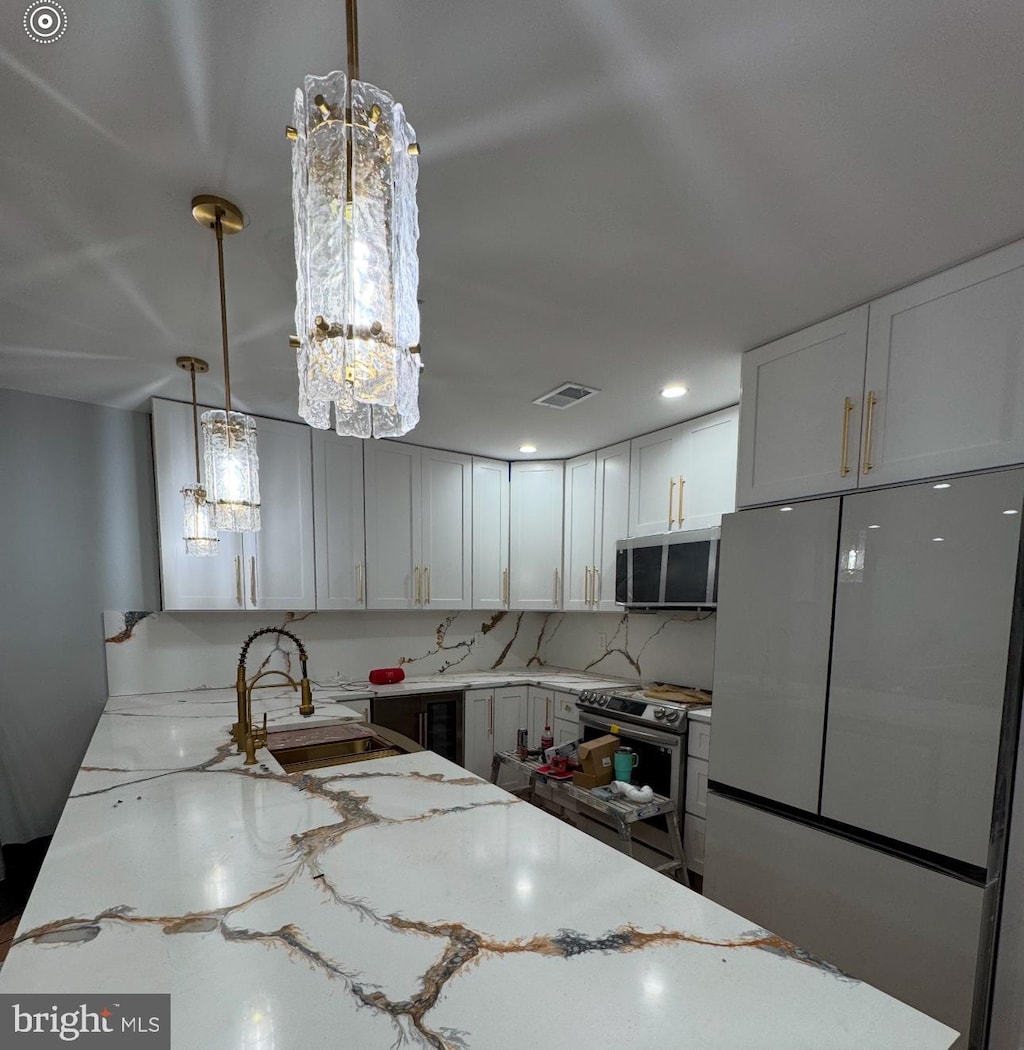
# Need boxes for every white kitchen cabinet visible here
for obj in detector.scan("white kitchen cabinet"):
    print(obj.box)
[509,461,564,609]
[493,687,529,755]
[553,690,579,724]
[862,239,1024,487]
[464,687,495,779]
[554,719,578,747]
[736,307,869,508]
[311,430,366,609]
[527,686,555,746]
[364,442,472,610]
[471,457,510,609]
[564,443,631,611]
[628,408,739,537]
[151,398,315,611]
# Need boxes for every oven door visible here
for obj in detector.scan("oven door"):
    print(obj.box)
[578,712,684,806]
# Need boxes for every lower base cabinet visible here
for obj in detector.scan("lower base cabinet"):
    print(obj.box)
[464,687,529,778]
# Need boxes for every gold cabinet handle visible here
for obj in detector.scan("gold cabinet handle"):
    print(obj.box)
[553,567,559,605]
[414,565,421,605]
[425,565,431,605]
[250,556,257,606]
[235,555,243,607]
[668,476,676,528]
[502,566,509,606]
[488,695,494,737]
[356,560,364,603]
[584,565,592,604]
[592,566,600,604]
[840,397,854,477]
[678,475,685,523]
[546,697,551,725]
[863,390,878,473]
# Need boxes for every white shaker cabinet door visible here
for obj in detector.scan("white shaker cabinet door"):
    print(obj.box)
[509,461,564,609]
[311,431,366,609]
[247,415,315,611]
[364,442,421,608]
[679,406,738,531]
[594,441,630,610]
[710,498,839,812]
[628,423,687,536]
[463,688,494,779]
[493,687,528,755]
[471,458,509,610]
[821,469,1024,867]
[736,307,868,507]
[563,452,596,611]
[151,398,248,610]
[420,448,472,609]
[862,240,1024,487]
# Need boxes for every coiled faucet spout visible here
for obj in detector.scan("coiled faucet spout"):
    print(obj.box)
[232,627,315,755]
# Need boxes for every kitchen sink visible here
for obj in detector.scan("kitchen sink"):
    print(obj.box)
[267,720,421,773]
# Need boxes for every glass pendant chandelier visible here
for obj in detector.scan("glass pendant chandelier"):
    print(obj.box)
[176,355,218,557]
[287,0,423,439]
[192,195,261,533]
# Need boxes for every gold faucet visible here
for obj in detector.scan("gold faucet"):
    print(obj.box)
[233,627,315,764]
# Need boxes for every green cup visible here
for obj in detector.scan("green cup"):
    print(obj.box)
[613,747,638,783]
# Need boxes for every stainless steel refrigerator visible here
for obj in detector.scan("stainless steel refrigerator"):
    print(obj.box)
[703,468,1024,1048]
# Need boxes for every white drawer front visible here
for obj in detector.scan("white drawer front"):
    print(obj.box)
[553,717,579,747]
[688,719,711,760]
[686,757,709,818]
[554,691,578,722]
[684,814,706,874]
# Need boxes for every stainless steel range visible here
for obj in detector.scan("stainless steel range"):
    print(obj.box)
[576,689,691,811]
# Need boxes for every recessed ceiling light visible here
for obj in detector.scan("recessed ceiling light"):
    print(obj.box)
[868,524,881,529]
[661,385,688,399]
[933,483,951,490]
[932,537,945,542]
[1004,509,1019,516]
[519,444,537,454]
[779,506,793,512]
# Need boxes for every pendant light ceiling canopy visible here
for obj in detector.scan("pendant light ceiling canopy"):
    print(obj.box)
[193,195,261,534]
[288,0,422,439]
[176,355,218,558]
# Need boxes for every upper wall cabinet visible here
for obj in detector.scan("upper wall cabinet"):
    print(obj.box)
[737,239,1024,507]
[151,399,316,611]
[736,308,869,508]
[311,430,366,609]
[472,457,510,610]
[628,407,739,537]
[363,442,472,610]
[509,461,564,609]
[564,442,630,611]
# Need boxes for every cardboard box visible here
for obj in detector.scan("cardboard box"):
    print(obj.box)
[574,734,619,788]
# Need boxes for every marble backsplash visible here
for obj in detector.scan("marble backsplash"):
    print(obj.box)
[103,608,717,696]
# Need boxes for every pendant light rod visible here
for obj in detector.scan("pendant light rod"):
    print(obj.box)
[175,355,210,484]
[214,213,232,414]
[346,0,360,82]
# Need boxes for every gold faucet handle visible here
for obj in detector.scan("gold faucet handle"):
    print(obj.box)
[299,678,315,717]
[243,715,268,766]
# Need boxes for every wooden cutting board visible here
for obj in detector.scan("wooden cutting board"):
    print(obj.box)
[643,683,712,705]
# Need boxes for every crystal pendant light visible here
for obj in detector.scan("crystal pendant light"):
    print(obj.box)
[176,355,218,557]
[192,195,261,533]
[287,0,423,439]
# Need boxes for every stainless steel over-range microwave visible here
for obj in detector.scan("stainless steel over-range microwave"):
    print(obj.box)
[615,528,720,609]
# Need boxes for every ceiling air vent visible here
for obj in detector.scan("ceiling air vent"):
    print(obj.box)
[532,383,600,410]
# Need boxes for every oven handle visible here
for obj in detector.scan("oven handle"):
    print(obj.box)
[578,714,683,749]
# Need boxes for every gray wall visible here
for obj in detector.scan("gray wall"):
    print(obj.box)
[0,388,160,844]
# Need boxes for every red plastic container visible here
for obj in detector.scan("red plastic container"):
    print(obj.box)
[368,667,405,685]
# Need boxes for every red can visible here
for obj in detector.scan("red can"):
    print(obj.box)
[516,727,529,759]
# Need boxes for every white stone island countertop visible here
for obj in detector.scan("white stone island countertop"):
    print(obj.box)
[0,687,956,1049]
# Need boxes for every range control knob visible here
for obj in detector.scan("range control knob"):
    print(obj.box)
[665,710,680,724]
[579,691,591,703]
[597,695,609,707]
[653,707,666,720]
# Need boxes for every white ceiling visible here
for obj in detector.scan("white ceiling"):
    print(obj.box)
[2,0,1024,459]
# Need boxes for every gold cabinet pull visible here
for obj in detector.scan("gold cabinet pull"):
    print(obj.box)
[584,565,592,604]
[488,694,494,737]
[502,566,509,606]
[356,560,364,603]
[425,565,431,605]
[414,565,421,605]
[668,476,676,528]
[863,390,878,473]
[678,475,685,523]
[250,556,257,606]
[235,555,243,607]
[592,566,600,604]
[840,397,854,477]
[553,567,560,605]
[546,697,552,725]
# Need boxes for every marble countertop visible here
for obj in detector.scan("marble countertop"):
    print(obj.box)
[0,686,956,1049]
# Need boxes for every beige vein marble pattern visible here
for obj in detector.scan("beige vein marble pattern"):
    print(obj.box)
[0,687,957,1049]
